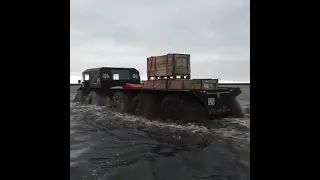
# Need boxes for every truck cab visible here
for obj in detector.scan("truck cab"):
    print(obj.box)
[81,67,141,92]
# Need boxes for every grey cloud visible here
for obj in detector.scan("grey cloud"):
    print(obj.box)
[71,0,250,82]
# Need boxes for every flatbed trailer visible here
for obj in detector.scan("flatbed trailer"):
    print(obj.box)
[110,83,243,120]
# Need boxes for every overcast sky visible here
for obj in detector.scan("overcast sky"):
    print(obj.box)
[70,0,250,82]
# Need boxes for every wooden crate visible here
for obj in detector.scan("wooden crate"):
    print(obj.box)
[142,79,167,89]
[167,79,202,90]
[167,79,219,90]
[142,78,219,90]
[147,53,191,78]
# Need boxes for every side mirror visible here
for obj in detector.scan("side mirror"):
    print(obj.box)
[78,80,81,84]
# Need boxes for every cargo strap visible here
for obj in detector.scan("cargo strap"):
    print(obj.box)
[149,55,170,77]
[148,57,153,78]
[150,56,157,77]
[181,80,185,89]
[145,80,155,89]
[166,55,169,77]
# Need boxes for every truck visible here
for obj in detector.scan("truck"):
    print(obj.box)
[73,54,245,122]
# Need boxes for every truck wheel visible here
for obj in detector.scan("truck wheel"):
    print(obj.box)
[104,96,113,108]
[227,97,245,118]
[132,93,144,114]
[160,95,183,121]
[112,91,134,113]
[84,95,92,104]
[82,90,100,105]
[95,92,107,106]
[90,91,98,105]
[73,89,84,102]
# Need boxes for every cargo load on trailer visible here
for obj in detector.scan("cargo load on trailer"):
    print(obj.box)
[73,53,245,122]
[142,79,218,90]
[147,53,191,79]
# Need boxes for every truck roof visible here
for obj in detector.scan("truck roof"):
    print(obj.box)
[83,67,139,73]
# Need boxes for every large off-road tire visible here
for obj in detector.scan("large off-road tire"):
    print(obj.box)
[112,91,135,113]
[87,91,111,106]
[132,92,160,119]
[160,95,183,121]
[83,91,94,104]
[90,91,99,105]
[181,99,208,122]
[227,97,245,118]
[161,95,207,122]
[104,96,113,108]
[131,92,144,114]
[83,93,91,104]
[142,93,161,119]
[82,90,101,105]
[73,89,84,102]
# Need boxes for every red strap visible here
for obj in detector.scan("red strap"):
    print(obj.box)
[149,57,153,78]
[154,57,157,77]
[166,55,169,76]
[152,80,155,89]
[181,80,185,89]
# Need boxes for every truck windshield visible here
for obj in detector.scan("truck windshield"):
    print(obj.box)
[110,69,131,80]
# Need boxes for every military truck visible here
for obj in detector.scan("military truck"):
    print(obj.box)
[73,53,244,122]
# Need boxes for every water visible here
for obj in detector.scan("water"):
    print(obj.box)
[70,85,250,180]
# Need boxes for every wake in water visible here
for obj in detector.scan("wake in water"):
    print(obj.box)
[70,89,250,180]
[70,102,250,141]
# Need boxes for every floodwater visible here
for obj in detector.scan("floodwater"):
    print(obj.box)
[70,85,250,180]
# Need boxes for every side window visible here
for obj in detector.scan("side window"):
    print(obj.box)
[110,69,130,80]
[84,73,90,80]
[113,74,119,80]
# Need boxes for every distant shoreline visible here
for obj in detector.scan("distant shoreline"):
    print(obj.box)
[70,83,250,86]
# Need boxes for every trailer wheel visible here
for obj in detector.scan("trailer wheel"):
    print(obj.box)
[160,95,183,121]
[132,93,144,114]
[142,93,161,119]
[73,89,84,102]
[227,97,245,118]
[181,100,208,122]
[112,91,134,113]
[132,92,160,119]
[161,95,207,122]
